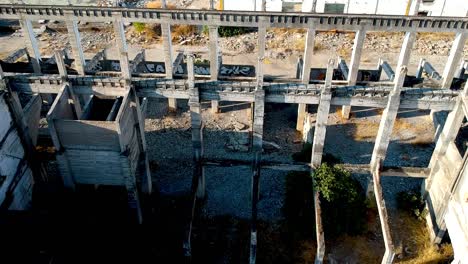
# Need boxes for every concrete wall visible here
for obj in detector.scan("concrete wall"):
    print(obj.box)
[0,93,34,210]
[445,155,468,263]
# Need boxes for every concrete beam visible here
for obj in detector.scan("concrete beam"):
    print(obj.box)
[373,166,396,264]
[441,33,467,89]
[65,20,86,75]
[314,191,325,264]
[113,19,131,80]
[19,19,41,74]
[311,59,334,168]
[2,6,468,33]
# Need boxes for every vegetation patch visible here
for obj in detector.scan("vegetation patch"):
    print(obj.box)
[396,189,427,221]
[314,163,368,237]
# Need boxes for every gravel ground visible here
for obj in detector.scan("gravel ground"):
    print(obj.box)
[144,98,436,222]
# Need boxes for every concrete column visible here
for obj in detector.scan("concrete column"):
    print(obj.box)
[409,0,421,15]
[296,103,307,132]
[395,31,416,81]
[441,33,467,89]
[311,59,334,168]
[311,0,318,13]
[113,19,131,80]
[257,23,267,88]
[297,24,316,132]
[161,24,173,77]
[302,24,316,84]
[19,19,41,74]
[261,0,266,11]
[65,20,86,75]
[168,98,177,111]
[250,89,265,264]
[369,66,407,194]
[209,25,220,113]
[187,54,205,199]
[54,50,68,80]
[343,27,367,119]
[161,11,175,108]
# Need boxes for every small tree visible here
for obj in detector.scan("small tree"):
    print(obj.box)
[313,163,367,237]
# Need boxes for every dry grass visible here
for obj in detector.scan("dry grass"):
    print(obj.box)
[418,32,455,42]
[171,25,198,41]
[268,27,306,35]
[353,120,380,141]
[393,212,454,264]
[293,38,305,51]
[337,47,352,59]
[146,1,177,9]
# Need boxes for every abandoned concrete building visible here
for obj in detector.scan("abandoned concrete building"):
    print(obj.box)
[0,1,467,263]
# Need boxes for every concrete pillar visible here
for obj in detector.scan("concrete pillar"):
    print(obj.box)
[343,27,367,119]
[311,0,318,13]
[302,24,316,84]
[54,50,68,80]
[416,58,425,79]
[297,24,316,132]
[409,0,421,15]
[65,20,86,75]
[250,88,265,264]
[113,19,131,80]
[160,11,175,108]
[0,63,4,80]
[261,0,266,11]
[296,103,307,132]
[441,33,467,89]
[187,54,205,199]
[168,98,177,111]
[209,25,220,113]
[369,66,407,194]
[19,19,41,74]
[395,31,416,81]
[257,23,267,87]
[161,24,173,78]
[311,59,334,168]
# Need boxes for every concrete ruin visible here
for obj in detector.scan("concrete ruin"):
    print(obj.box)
[0,3,467,264]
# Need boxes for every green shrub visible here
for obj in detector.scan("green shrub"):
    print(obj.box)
[218,26,250,37]
[313,163,367,237]
[397,189,428,221]
[133,22,146,33]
